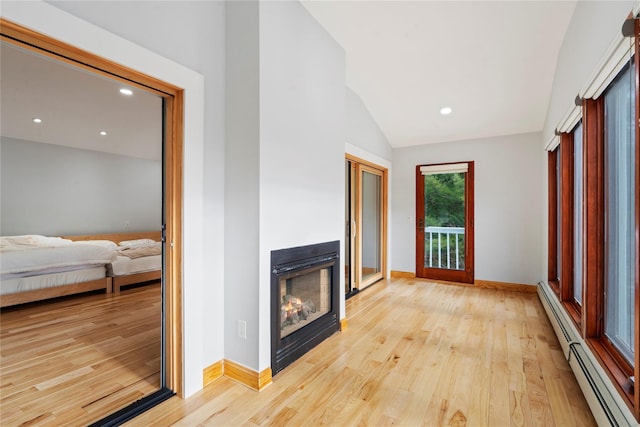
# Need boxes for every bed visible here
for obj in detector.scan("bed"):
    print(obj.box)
[0,235,116,308]
[0,232,162,308]
[64,232,162,293]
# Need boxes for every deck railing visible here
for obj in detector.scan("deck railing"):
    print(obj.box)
[424,226,465,270]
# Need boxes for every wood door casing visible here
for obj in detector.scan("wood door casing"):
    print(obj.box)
[345,154,388,293]
[1,18,183,398]
[415,161,474,283]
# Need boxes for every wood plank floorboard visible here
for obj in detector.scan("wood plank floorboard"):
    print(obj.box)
[129,278,596,427]
[0,283,161,426]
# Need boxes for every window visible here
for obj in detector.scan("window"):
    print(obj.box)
[603,62,636,365]
[550,121,583,325]
[547,13,639,419]
[582,59,637,409]
[548,147,561,295]
[573,122,584,308]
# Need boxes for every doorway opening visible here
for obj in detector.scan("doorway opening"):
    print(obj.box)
[0,19,183,425]
[345,155,387,297]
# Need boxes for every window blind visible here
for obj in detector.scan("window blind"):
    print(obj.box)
[554,9,638,139]
[580,34,635,100]
[545,134,560,152]
[420,163,468,175]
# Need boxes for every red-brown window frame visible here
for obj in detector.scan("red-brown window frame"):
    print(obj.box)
[548,147,561,296]
[559,126,584,328]
[582,25,639,415]
[547,17,640,420]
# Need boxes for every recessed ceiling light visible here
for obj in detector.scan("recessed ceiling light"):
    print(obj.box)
[119,88,133,96]
[440,107,453,115]
[99,131,108,136]
[32,118,42,124]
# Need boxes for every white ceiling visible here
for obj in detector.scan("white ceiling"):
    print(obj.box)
[0,41,162,161]
[1,1,576,155]
[301,0,577,147]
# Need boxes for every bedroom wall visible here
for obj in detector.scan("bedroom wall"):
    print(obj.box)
[0,137,161,236]
[392,132,543,285]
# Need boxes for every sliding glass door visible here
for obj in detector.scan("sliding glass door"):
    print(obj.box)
[345,157,387,296]
[360,166,384,286]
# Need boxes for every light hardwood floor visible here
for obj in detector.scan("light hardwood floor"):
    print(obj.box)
[0,283,162,426]
[129,278,596,427]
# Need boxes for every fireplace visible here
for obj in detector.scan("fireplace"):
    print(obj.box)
[271,241,340,375]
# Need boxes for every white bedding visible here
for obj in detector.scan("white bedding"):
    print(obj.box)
[0,266,106,295]
[108,254,161,276]
[0,243,117,277]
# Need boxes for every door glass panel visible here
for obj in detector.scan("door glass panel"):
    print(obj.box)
[361,170,382,281]
[423,172,466,270]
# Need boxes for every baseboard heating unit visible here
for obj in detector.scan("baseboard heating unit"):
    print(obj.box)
[537,281,636,426]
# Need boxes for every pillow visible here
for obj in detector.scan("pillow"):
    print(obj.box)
[74,240,118,250]
[118,238,157,249]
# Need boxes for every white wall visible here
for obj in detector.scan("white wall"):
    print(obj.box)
[45,0,227,379]
[0,137,161,236]
[345,86,394,279]
[224,0,261,371]
[346,87,393,161]
[392,132,543,285]
[543,1,636,144]
[223,1,346,372]
[258,0,345,371]
[2,0,211,397]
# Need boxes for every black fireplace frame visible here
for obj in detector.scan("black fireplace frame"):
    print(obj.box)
[271,240,340,375]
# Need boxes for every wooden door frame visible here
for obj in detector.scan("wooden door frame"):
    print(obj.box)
[415,161,474,284]
[0,19,184,396]
[345,159,357,295]
[345,154,388,291]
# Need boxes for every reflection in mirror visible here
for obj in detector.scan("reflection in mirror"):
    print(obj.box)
[0,40,164,425]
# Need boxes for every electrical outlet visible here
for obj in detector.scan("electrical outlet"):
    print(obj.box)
[237,320,246,339]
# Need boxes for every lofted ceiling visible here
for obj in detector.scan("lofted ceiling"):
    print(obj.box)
[1,1,577,155]
[301,0,577,147]
[0,41,162,161]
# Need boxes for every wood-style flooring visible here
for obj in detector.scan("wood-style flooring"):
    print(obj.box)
[1,283,161,426]
[129,277,596,426]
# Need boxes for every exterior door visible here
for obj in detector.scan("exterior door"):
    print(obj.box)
[416,162,474,283]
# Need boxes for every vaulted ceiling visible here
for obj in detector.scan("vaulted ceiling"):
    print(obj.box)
[301,0,577,147]
[1,1,577,156]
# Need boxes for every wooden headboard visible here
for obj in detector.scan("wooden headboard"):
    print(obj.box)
[62,231,161,244]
